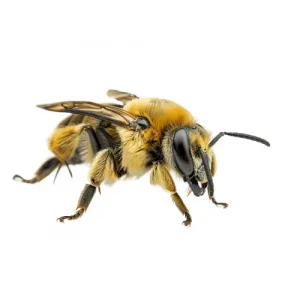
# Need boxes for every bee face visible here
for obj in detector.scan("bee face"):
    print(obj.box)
[162,125,213,196]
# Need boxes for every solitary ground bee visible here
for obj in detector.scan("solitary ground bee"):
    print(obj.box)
[13,90,270,226]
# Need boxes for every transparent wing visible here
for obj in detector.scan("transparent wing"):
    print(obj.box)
[106,89,139,104]
[37,101,139,129]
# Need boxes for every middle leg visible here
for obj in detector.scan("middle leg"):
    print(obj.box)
[57,184,96,222]
[57,148,120,222]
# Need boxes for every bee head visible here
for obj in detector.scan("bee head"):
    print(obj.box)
[163,125,213,197]
[163,125,270,198]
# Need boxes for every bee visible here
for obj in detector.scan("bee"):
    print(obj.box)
[13,90,270,226]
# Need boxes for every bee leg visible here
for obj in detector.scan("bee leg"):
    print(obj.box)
[150,164,192,226]
[210,197,228,208]
[57,184,96,223]
[13,157,60,184]
[89,149,120,187]
[83,125,101,154]
[207,154,228,207]
[49,124,101,163]
[57,149,120,223]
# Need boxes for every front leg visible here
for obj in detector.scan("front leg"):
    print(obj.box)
[150,164,192,226]
[210,196,228,208]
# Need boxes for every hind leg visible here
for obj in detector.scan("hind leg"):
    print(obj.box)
[14,124,102,184]
[13,157,61,184]
[49,124,101,163]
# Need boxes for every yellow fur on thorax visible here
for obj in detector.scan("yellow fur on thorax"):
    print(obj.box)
[124,98,196,131]
[118,98,196,176]
[117,128,153,176]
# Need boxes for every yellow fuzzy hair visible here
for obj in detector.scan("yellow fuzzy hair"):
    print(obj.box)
[118,98,208,176]
[48,124,86,162]
[124,98,196,131]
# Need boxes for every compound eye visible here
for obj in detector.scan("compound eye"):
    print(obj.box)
[136,117,150,129]
[173,128,194,177]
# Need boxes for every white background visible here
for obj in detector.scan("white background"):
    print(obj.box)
[1,1,299,299]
